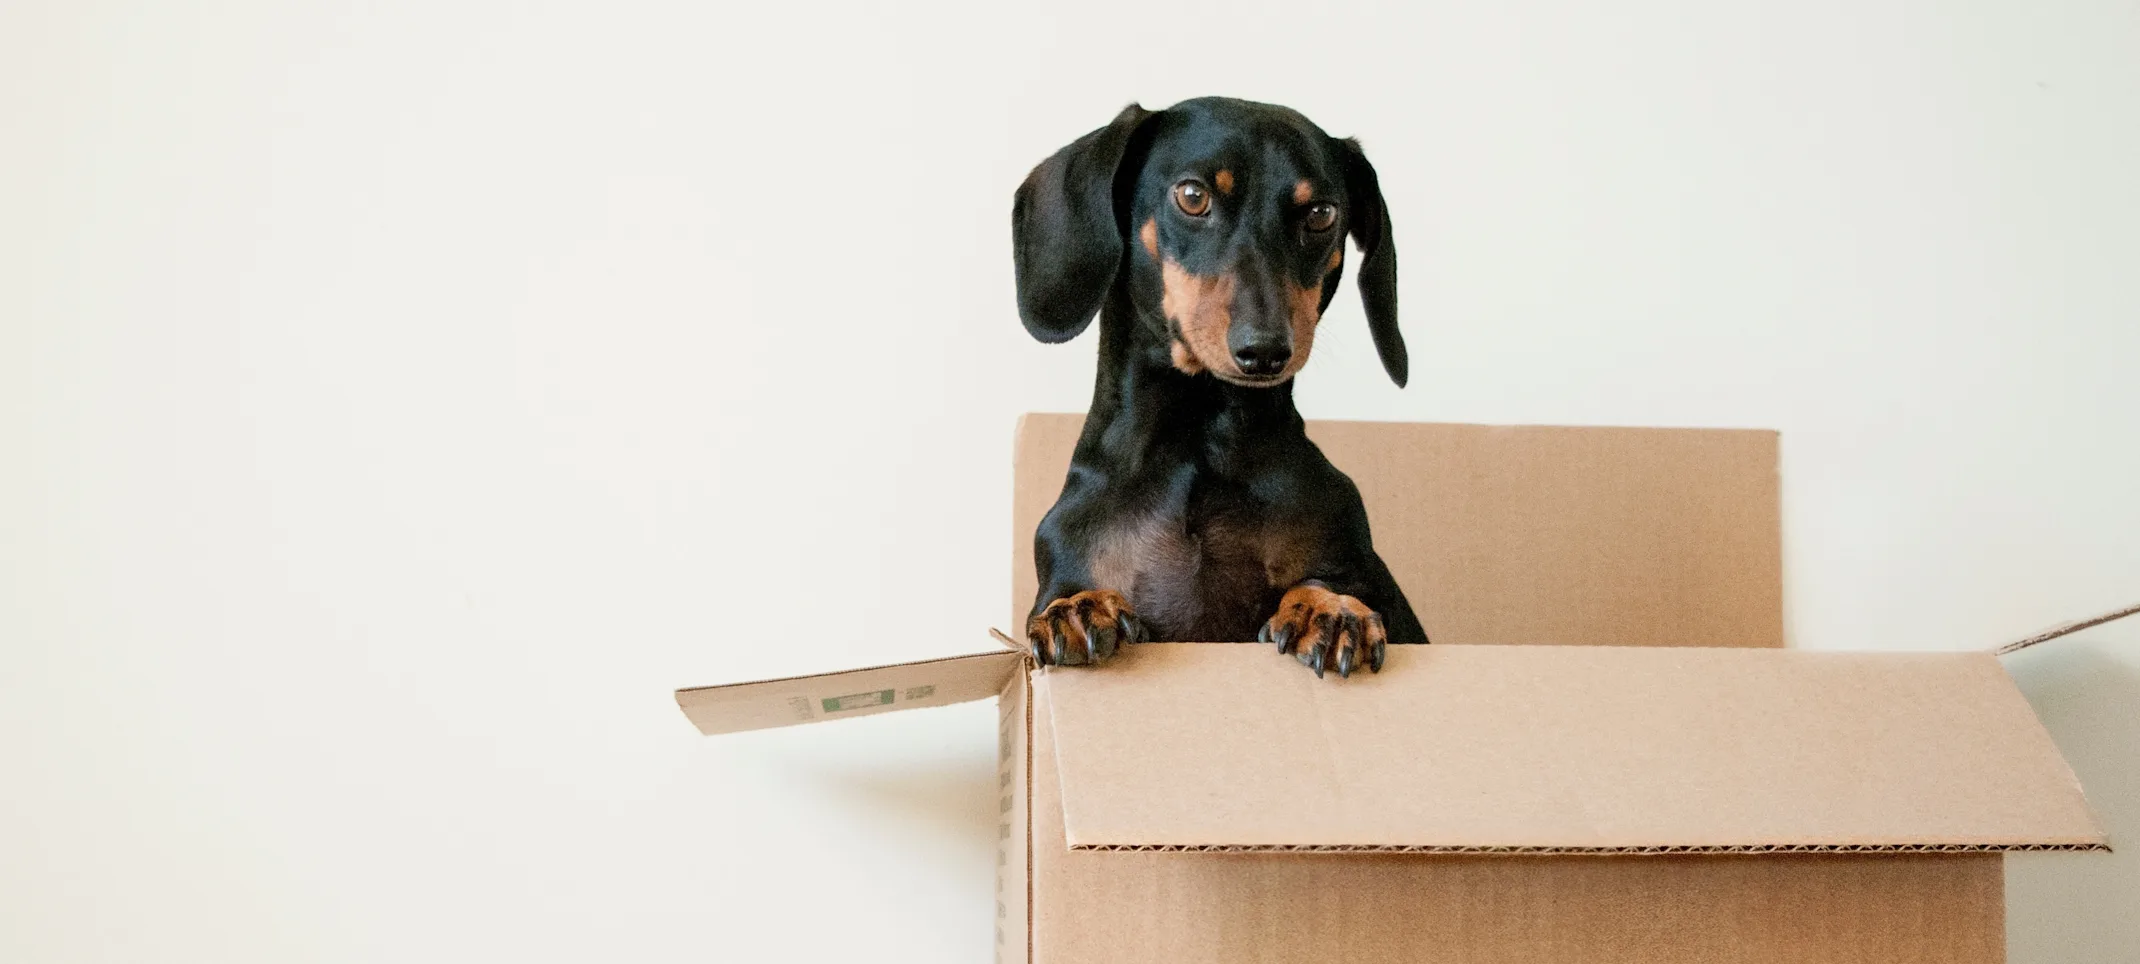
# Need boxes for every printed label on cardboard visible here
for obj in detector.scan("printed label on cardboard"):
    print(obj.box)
[822,690,896,712]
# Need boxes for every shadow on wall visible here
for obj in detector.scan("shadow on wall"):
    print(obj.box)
[793,744,1002,863]
[2004,633,2140,964]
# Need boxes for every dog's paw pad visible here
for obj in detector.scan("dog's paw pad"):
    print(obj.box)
[1027,590,1146,667]
[1259,584,1387,679]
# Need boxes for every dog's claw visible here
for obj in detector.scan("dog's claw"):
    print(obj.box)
[1339,614,1363,678]
[1055,629,1083,666]
[1090,623,1117,663]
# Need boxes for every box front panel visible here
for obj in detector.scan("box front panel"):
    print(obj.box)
[1030,676,2004,964]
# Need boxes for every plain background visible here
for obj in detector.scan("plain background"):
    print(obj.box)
[5,0,2136,961]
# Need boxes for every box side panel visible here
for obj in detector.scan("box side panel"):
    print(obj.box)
[1011,414,1783,648]
[675,649,1019,735]
[996,670,1030,964]
[1312,420,1783,648]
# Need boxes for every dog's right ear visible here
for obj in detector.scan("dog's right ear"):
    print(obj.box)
[1012,103,1155,343]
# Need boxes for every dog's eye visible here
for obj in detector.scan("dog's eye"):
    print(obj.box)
[1304,202,1338,232]
[1173,181,1211,217]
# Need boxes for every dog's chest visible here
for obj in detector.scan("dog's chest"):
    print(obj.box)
[1088,500,1312,641]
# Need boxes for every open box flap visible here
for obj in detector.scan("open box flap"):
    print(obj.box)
[676,647,1022,736]
[1041,643,2107,854]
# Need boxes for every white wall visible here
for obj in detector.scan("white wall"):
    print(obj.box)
[4,1,2134,961]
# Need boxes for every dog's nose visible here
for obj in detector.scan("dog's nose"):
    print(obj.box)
[1233,343,1292,377]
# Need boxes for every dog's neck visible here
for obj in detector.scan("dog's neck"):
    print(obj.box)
[1080,288,1307,477]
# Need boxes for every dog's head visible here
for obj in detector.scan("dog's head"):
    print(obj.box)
[1012,96,1405,387]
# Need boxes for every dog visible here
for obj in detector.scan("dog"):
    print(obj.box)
[1013,96,1429,679]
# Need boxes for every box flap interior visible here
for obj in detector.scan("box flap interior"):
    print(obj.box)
[676,648,1022,735]
[1042,643,2106,854]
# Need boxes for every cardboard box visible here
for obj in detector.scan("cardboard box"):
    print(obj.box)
[677,415,2107,963]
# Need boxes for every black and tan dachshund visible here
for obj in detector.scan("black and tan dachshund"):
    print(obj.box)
[1014,96,1428,679]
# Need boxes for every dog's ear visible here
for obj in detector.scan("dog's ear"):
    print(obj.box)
[1012,103,1155,343]
[1340,137,1407,387]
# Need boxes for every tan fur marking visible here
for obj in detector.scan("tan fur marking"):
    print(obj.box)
[1140,218,1159,257]
[1327,248,1344,272]
[1039,588,1128,622]
[1278,583,1339,616]
[1161,259,1237,377]
[1294,180,1314,204]
[1275,584,1342,653]
[1169,340,1205,375]
[1214,170,1234,195]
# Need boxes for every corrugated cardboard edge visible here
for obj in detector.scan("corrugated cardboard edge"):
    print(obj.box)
[1069,842,2107,855]
[1023,655,1034,964]
[1994,601,2140,655]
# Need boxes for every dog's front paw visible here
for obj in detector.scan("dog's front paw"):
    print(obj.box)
[1028,590,1146,667]
[1259,583,1387,679]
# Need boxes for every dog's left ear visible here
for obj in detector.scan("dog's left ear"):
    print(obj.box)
[1340,137,1407,387]
[1012,103,1155,343]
